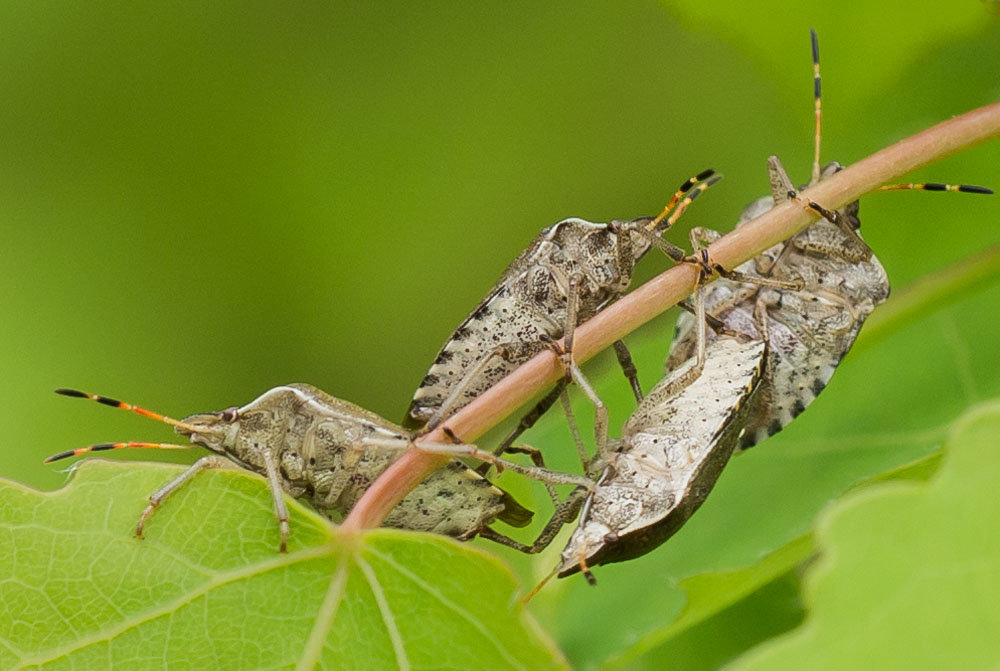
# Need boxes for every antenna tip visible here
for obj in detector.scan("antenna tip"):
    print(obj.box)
[43,451,73,464]
[55,388,88,398]
[961,185,994,195]
[695,168,715,182]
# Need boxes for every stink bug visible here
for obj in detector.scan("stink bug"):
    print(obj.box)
[47,384,590,552]
[667,29,991,449]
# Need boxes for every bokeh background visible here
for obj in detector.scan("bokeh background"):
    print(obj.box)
[2,2,999,666]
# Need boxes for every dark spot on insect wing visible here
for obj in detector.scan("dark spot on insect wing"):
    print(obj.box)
[790,399,806,418]
[767,419,783,436]
[811,378,826,397]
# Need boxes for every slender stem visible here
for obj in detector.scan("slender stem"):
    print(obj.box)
[342,100,1000,533]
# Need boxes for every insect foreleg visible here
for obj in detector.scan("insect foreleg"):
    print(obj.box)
[135,455,233,540]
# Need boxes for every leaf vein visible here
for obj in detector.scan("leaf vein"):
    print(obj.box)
[366,547,528,671]
[294,552,349,671]
[12,545,331,670]
[356,552,410,671]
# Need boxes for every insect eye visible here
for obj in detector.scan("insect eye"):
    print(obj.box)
[220,407,239,422]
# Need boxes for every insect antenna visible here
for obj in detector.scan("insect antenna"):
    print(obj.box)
[521,564,560,604]
[878,183,993,195]
[54,388,202,432]
[648,169,723,233]
[47,388,203,463]
[806,31,992,198]
[810,27,822,186]
[45,441,194,464]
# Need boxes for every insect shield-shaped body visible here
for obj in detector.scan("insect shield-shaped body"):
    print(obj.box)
[48,384,533,551]
[405,216,648,429]
[405,171,719,432]
[181,384,533,536]
[668,158,889,449]
[558,336,767,578]
[668,30,989,449]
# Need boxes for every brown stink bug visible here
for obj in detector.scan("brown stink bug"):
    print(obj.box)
[404,170,722,460]
[666,29,991,449]
[47,384,591,553]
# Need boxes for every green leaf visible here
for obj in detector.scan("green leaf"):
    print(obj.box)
[596,449,946,669]
[522,257,1000,668]
[728,401,1000,670]
[601,534,814,669]
[0,461,566,671]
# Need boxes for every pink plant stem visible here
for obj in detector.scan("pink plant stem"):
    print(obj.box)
[342,100,1000,533]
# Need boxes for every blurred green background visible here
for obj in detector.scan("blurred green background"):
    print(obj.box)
[2,1,999,668]
[3,0,996,491]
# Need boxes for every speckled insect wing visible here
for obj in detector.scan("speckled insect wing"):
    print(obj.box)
[558,337,767,577]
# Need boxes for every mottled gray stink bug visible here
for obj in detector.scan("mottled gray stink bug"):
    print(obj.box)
[667,29,991,450]
[403,170,721,454]
[556,311,767,580]
[47,384,590,553]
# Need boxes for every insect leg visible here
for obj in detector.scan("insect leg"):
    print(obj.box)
[558,390,593,472]
[558,274,610,469]
[439,436,595,488]
[481,378,569,471]
[136,455,232,539]
[364,436,594,489]
[675,299,747,340]
[261,449,291,553]
[477,486,589,554]
[504,444,561,509]
[689,225,802,290]
[878,182,992,195]
[612,340,643,402]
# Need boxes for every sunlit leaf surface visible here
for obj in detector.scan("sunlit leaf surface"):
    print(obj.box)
[0,462,566,671]
[729,402,1000,670]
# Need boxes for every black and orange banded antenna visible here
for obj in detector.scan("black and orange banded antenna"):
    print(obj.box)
[45,441,193,464]
[45,388,200,463]
[648,169,723,233]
